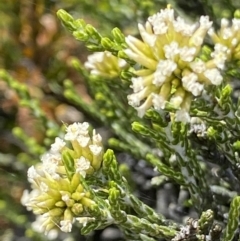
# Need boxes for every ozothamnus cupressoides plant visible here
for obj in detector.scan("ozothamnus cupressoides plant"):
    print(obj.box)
[22,5,240,241]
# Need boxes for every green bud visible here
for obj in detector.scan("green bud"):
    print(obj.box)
[65,198,75,207]
[76,184,84,193]
[33,208,45,215]
[132,122,151,136]
[12,127,24,138]
[64,79,74,88]
[74,19,86,28]
[200,45,212,61]
[86,44,104,51]
[221,84,232,101]
[72,192,85,201]
[64,208,74,221]
[73,30,89,42]
[223,196,240,241]
[85,24,101,41]
[48,207,64,217]
[120,70,134,81]
[145,109,168,127]
[37,199,56,209]
[109,187,120,201]
[71,203,83,215]
[206,126,217,140]
[233,140,240,151]
[101,37,114,49]
[118,50,129,60]
[57,9,77,32]
[55,201,66,208]
[81,197,95,208]
[112,27,125,43]
[70,57,84,71]
[103,149,114,167]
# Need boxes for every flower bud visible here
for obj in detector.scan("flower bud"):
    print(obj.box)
[112,27,126,43]
[101,37,114,49]
[57,10,76,32]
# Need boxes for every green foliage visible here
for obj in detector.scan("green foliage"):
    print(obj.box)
[2,1,240,241]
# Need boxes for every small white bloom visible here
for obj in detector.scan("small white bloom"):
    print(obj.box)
[164,42,179,59]
[153,71,167,86]
[131,77,145,92]
[65,123,81,140]
[190,117,207,136]
[221,18,229,28]
[51,137,66,153]
[62,194,71,202]
[21,189,31,207]
[27,166,40,181]
[211,43,228,69]
[190,60,206,73]
[89,144,102,156]
[148,9,174,35]
[204,68,223,85]
[41,152,61,164]
[173,17,196,36]
[75,156,91,177]
[76,217,95,227]
[182,72,203,96]
[231,38,238,47]
[127,93,141,107]
[179,47,196,62]
[65,122,89,140]
[222,28,233,40]
[213,43,228,53]
[158,59,177,76]
[41,154,60,179]
[77,135,90,147]
[170,95,184,108]
[152,94,166,110]
[92,130,102,144]
[199,16,212,29]
[127,87,151,107]
[232,18,240,31]
[60,220,73,233]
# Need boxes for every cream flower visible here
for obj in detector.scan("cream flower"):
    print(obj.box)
[22,122,104,233]
[208,16,240,62]
[125,7,224,121]
[84,51,127,78]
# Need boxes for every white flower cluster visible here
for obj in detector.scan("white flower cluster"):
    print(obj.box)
[189,117,207,137]
[209,17,240,62]
[125,7,228,121]
[172,219,198,241]
[21,122,103,234]
[84,51,127,78]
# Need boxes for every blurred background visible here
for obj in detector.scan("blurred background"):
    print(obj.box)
[0,0,239,240]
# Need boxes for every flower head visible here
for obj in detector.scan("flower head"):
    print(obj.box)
[208,17,240,62]
[22,122,104,233]
[125,7,224,121]
[84,51,127,78]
